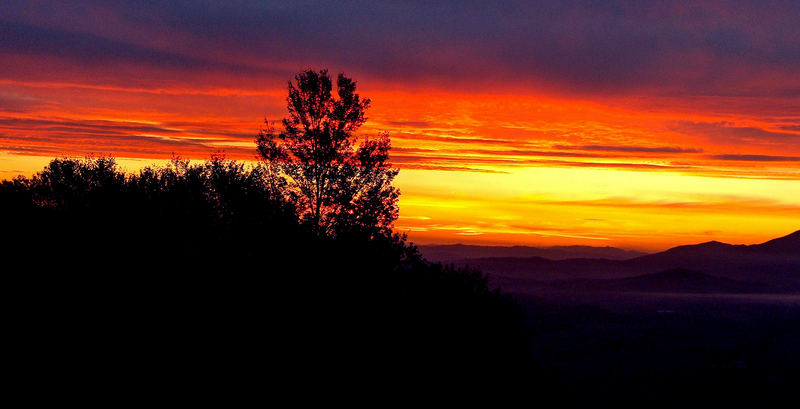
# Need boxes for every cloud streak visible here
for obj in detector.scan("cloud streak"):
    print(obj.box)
[710,154,800,162]
[555,145,703,153]
[671,121,800,143]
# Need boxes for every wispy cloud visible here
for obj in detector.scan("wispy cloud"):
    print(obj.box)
[710,154,800,162]
[555,144,702,154]
[671,121,800,143]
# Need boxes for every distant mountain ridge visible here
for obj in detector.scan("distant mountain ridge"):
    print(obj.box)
[750,230,800,253]
[546,269,772,294]
[445,230,800,293]
[419,244,647,263]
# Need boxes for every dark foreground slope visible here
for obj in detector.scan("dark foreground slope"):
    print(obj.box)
[518,291,800,407]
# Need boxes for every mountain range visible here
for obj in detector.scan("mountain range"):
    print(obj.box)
[423,230,800,293]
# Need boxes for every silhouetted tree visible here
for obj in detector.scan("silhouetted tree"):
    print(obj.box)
[29,157,125,209]
[256,69,398,239]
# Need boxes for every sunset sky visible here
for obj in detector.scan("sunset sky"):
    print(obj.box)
[2,1,799,250]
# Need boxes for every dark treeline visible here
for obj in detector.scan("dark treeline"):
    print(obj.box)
[1,156,529,393]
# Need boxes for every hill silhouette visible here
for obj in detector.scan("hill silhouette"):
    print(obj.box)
[0,157,529,385]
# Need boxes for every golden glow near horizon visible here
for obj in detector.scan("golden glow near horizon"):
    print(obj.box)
[395,167,800,251]
[2,81,800,251]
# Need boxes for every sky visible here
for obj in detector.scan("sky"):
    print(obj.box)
[1,0,800,250]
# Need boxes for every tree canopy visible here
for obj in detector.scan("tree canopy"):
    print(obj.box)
[256,69,398,239]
